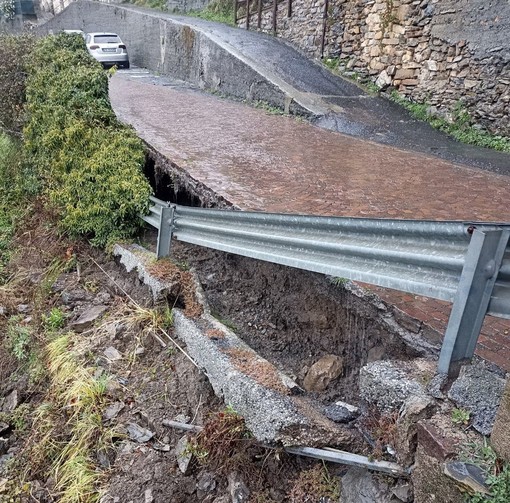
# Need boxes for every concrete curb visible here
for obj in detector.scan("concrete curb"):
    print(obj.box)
[113,243,359,447]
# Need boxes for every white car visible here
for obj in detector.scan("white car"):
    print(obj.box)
[85,32,130,69]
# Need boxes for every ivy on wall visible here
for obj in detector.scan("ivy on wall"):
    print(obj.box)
[0,0,15,20]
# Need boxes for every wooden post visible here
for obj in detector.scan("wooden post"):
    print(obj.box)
[234,0,238,24]
[287,0,292,17]
[246,0,250,29]
[320,0,329,58]
[272,0,277,35]
[257,0,262,28]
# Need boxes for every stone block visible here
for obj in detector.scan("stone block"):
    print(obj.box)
[376,70,392,89]
[370,45,381,57]
[416,421,458,462]
[395,68,416,79]
[491,379,510,462]
[412,445,464,503]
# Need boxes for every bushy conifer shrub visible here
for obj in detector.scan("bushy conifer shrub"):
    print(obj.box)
[23,33,152,246]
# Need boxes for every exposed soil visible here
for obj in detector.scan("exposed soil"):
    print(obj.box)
[0,202,345,503]
[169,240,417,406]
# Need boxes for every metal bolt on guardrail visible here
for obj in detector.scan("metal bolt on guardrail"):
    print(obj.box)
[142,197,510,376]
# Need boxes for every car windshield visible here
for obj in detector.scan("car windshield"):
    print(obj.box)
[94,34,121,44]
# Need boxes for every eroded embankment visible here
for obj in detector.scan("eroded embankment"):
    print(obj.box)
[138,146,510,502]
[143,145,438,403]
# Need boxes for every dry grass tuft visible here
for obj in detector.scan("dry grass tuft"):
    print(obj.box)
[288,464,341,503]
[189,408,255,475]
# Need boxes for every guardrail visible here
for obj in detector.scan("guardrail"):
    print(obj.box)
[142,196,510,375]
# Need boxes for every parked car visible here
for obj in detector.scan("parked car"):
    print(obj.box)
[85,32,130,69]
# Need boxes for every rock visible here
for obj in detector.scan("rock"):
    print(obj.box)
[103,401,125,421]
[425,59,438,71]
[426,373,447,399]
[464,79,479,89]
[153,442,171,452]
[447,360,506,435]
[416,421,458,462]
[94,292,112,305]
[0,306,5,316]
[0,439,8,456]
[395,396,435,465]
[395,68,415,80]
[444,462,490,495]
[323,402,359,423]
[212,497,230,503]
[491,379,510,461]
[61,288,89,305]
[341,467,392,502]
[2,391,19,413]
[97,449,112,468]
[175,435,192,475]
[103,346,122,362]
[16,304,30,313]
[376,70,392,89]
[174,414,191,424]
[303,355,343,392]
[71,305,108,332]
[412,445,464,503]
[228,472,250,503]
[0,423,9,436]
[197,471,216,493]
[126,423,154,443]
[0,477,7,493]
[0,454,13,475]
[392,482,412,502]
[144,488,154,503]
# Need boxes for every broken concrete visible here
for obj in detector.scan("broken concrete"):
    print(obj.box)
[359,360,432,413]
[113,244,178,301]
[447,360,506,435]
[340,467,393,503]
[115,243,358,447]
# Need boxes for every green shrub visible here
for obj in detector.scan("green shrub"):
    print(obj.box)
[0,132,24,275]
[23,34,152,247]
[0,34,35,135]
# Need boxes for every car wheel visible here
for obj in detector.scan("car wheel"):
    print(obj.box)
[123,61,130,69]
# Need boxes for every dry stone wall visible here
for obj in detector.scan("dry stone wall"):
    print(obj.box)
[244,0,510,135]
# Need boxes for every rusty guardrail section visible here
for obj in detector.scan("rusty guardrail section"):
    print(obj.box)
[142,196,510,375]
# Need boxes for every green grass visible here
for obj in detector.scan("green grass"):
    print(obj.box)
[123,0,168,11]
[187,0,235,25]
[390,91,510,152]
[460,441,510,503]
[323,57,380,95]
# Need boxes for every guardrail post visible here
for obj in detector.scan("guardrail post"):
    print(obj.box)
[156,205,175,259]
[438,228,510,376]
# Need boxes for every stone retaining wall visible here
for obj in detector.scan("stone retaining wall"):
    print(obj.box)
[244,0,510,135]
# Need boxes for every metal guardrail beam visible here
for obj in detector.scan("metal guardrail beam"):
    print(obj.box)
[142,198,510,375]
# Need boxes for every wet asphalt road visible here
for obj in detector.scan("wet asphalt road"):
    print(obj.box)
[118,8,510,174]
[109,68,510,222]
